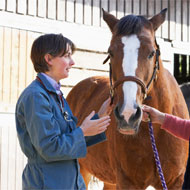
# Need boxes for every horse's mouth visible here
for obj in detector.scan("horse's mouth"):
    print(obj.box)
[118,128,136,135]
[114,105,141,135]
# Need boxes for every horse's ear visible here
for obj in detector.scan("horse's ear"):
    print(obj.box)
[102,8,119,33]
[149,8,167,31]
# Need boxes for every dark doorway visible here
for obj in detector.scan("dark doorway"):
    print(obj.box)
[174,54,190,84]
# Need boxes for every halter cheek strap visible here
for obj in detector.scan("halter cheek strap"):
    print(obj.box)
[146,48,160,90]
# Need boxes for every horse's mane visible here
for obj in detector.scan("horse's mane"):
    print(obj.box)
[116,15,149,36]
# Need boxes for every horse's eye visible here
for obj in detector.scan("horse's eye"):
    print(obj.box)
[148,51,155,59]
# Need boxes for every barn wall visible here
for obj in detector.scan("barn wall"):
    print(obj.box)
[0,0,190,42]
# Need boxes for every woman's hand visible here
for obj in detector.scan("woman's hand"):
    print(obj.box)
[80,111,111,136]
[98,98,114,118]
[142,105,166,125]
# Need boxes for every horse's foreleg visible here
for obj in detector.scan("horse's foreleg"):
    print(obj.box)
[104,182,116,190]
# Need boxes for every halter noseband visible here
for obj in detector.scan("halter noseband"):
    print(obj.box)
[103,43,160,104]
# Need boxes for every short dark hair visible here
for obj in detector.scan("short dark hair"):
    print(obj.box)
[31,33,76,73]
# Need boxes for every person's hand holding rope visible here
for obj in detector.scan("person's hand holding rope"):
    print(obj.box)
[142,105,166,125]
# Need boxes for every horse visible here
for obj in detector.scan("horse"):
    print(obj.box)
[66,9,189,189]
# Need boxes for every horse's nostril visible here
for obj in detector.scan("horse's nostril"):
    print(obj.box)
[114,106,124,120]
[136,106,141,118]
[129,106,142,123]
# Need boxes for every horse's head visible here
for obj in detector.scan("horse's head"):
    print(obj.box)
[103,9,167,135]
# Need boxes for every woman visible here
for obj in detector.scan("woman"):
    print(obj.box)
[142,105,190,189]
[15,33,112,190]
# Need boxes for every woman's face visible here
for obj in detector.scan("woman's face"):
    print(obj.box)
[46,44,75,82]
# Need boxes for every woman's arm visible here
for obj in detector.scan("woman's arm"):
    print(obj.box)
[142,105,190,141]
[162,114,190,141]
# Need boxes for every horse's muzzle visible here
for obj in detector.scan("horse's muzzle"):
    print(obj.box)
[114,105,142,135]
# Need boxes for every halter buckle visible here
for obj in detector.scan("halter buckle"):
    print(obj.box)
[110,87,114,98]
[144,93,147,100]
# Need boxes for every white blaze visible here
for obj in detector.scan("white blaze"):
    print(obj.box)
[121,35,140,122]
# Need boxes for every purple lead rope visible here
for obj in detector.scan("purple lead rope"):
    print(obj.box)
[148,121,168,190]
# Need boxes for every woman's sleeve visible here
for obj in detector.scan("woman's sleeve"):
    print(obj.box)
[23,91,87,162]
[161,114,190,141]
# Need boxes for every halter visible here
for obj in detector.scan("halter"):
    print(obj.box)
[103,41,160,105]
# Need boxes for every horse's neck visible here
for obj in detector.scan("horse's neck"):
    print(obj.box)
[147,63,179,113]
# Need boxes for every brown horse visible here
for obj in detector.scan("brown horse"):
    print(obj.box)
[66,9,189,189]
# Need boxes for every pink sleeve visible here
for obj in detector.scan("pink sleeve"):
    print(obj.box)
[161,114,190,141]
